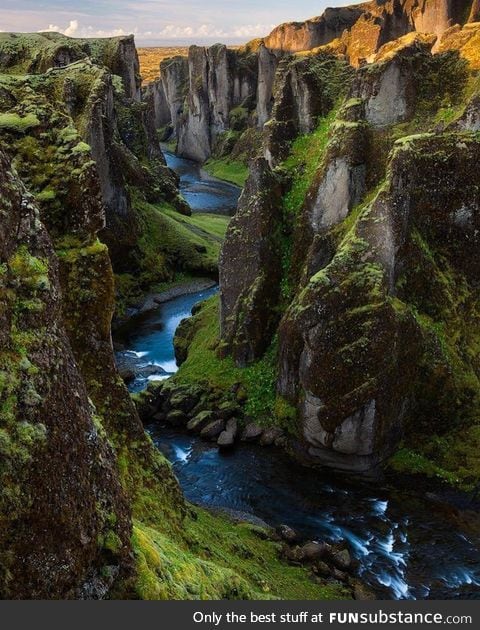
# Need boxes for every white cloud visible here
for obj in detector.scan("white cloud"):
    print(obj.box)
[64,20,79,37]
[38,19,272,42]
[42,19,78,36]
[233,24,275,38]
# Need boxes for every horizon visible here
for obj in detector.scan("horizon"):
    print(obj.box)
[0,0,355,46]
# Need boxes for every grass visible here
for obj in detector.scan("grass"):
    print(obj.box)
[137,200,229,278]
[282,109,337,215]
[132,507,349,601]
[203,157,248,187]
[174,295,298,435]
[114,200,230,316]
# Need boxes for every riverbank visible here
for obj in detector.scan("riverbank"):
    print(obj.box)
[115,277,217,327]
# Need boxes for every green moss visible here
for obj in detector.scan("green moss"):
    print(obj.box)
[203,157,248,187]
[282,109,337,216]
[174,297,298,435]
[0,112,40,133]
[132,508,349,601]
[114,198,230,317]
[388,448,462,487]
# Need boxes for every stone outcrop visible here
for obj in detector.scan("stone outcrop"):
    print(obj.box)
[278,133,480,471]
[263,6,365,53]
[256,43,279,128]
[152,0,477,168]
[265,53,353,168]
[177,44,257,162]
[0,32,141,100]
[146,56,188,134]
[261,1,477,57]
[219,159,282,365]
[218,33,479,472]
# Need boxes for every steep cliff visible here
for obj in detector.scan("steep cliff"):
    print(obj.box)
[0,150,132,598]
[177,44,257,162]
[188,28,480,484]
[153,0,478,173]
[0,32,141,100]
[1,31,347,601]
[262,0,477,56]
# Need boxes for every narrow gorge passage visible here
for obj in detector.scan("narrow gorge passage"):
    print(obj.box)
[115,154,480,602]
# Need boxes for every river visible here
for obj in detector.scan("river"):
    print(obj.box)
[115,151,480,601]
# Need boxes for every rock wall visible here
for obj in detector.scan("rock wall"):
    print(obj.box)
[153,0,476,166]
[219,159,283,365]
[261,0,476,55]
[146,56,188,134]
[0,148,133,599]
[218,35,479,472]
[177,44,257,162]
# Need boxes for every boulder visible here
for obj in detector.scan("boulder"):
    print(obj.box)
[201,419,225,440]
[241,422,264,442]
[276,524,299,544]
[166,410,187,427]
[217,400,241,420]
[225,418,239,437]
[218,417,239,449]
[329,548,353,571]
[217,431,236,449]
[351,579,377,600]
[187,411,215,433]
[284,541,330,564]
[313,561,332,578]
[169,388,200,413]
[260,427,284,446]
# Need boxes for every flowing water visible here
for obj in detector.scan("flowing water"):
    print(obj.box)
[115,151,480,600]
[164,150,241,215]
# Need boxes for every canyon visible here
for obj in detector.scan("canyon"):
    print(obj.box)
[1,0,480,600]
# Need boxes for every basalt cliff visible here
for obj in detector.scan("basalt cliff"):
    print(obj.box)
[150,0,480,166]
[2,0,480,601]
[166,1,480,484]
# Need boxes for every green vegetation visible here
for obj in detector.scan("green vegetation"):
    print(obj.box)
[0,112,40,133]
[115,200,230,316]
[174,296,298,435]
[282,109,337,216]
[132,509,348,600]
[204,157,248,187]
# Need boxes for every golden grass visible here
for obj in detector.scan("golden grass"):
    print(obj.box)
[138,47,189,84]
[138,45,242,84]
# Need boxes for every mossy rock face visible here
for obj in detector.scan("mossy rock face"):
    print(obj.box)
[0,32,141,99]
[219,159,284,366]
[278,132,480,473]
[0,149,132,599]
[212,36,480,482]
[265,52,354,168]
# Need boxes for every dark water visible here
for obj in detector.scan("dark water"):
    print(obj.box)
[116,150,480,600]
[148,426,480,600]
[164,150,241,215]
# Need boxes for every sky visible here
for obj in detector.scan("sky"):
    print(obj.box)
[0,0,354,45]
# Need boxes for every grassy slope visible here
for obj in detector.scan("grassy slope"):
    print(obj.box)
[203,158,249,187]
[115,201,230,315]
[133,508,348,600]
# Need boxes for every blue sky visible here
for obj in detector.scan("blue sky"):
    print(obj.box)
[0,0,353,45]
